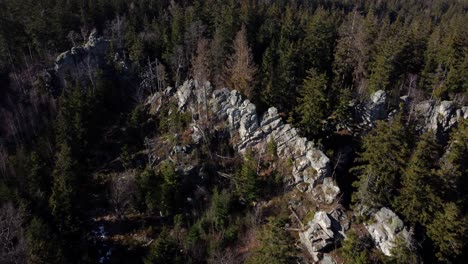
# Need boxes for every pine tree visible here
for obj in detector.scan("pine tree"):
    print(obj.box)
[294,68,329,138]
[396,132,442,225]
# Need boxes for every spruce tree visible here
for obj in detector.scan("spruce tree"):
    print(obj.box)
[246,218,296,264]
[26,217,64,264]
[439,119,468,208]
[236,151,259,203]
[49,143,78,234]
[427,203,467,262]
[396,132,442,225]
[352,117,410,211]
[294,68,329,138]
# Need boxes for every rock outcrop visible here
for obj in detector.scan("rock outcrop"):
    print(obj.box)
[300,206,349,261]
[165,80,340,203]
[150,79,344,261]
[366,90,388,123]
[354,90,388,128]
[413,100,468,141]
[54,29,109,73]
[365,207,410,256]
[209,86,337,201]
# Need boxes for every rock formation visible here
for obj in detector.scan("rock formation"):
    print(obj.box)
[144,79,344,261]
[365,207,410,256]
[413,100,468,141]
[148,80,468,261]
[299,206,349,261]
[174,80,339,203]
[353,90,389,128]
[54,29,109,74]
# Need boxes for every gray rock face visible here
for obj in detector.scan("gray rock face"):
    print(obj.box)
[414,100,467,140]
[300,211,334,261]
[355,90,388,128]
[176,80,194,110]
[368,90,388,122]
[54,29,109,73]
[158,79,339,204]
[145,80,350,260]
[210,86,338,203]
[191,124,203,144]
[365,207,410,256]
[300,207,349,261]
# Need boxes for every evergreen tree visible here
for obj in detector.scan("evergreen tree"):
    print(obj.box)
[388,234,421,264]
[439,119,468,209]
[144,229,184,264]
[136,167,160,213]
[49,143,79,234]
[427,203,467,262]
[235,151,258,203]
[332,10,377,93]
[339,230,373,264]
[159,160,180,216]
[352,118,410,211]
[26,217,64,264]
[210,188,232,231]
[300,7,336,76]
[246,217,296,264]
[396,132,442,225]
[294,68,329,138]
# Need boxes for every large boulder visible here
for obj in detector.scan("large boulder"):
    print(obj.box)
[355,90,388,127]
[300,211,335,261]
[300,208,349,262]
[365,207,410,256]
[413,100,467,141]
[367,90,388,122]
[176,80,194,110]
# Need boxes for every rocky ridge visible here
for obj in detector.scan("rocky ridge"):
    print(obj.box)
[161,80,345,261]
[143,79,467,261]
[173,80,340,204]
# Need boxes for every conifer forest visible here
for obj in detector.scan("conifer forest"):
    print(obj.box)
[0,0,467,263]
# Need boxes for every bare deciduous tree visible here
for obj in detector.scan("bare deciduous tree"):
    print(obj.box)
[109,172,136,218]
[110,16,125,49]
[184,20,206,66]
[67,31,80,46]
[0,203,26,264]
[224,25,257,99]
[192,38,211,84]
[192,38,212,126]
[171,45,186,89]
